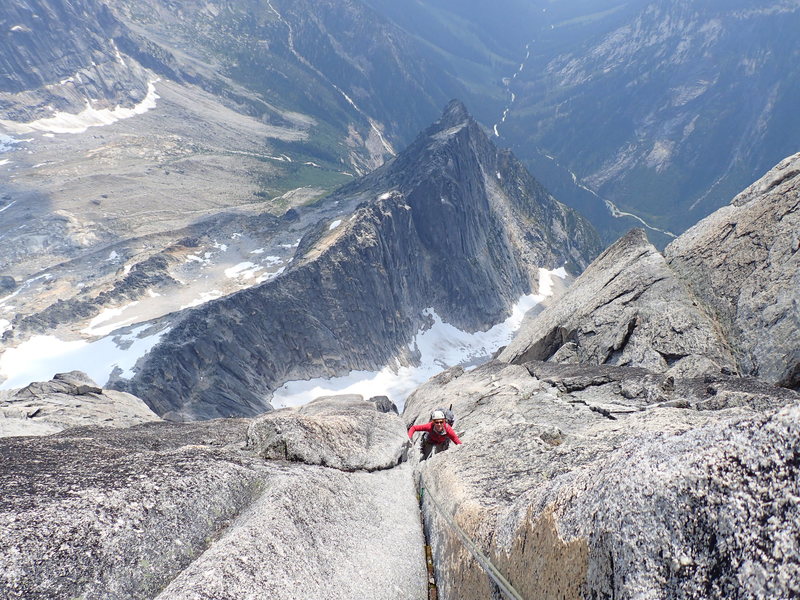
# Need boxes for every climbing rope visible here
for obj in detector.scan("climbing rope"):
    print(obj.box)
[418,472,526,600]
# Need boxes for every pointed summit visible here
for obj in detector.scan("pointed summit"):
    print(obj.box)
[436,99,471,129]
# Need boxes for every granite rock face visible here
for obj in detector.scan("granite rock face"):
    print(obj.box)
[0,397,427,600]
[0,0,153,124]
[0,371,160,438]
[665,152,800,389]
[247,395,408,471]
[404,361,800,600]
[499,228,736,378]
[115,101,601,420]
[501,153,799,391]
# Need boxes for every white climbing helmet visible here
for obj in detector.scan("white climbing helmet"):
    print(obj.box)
[431,410,446,421]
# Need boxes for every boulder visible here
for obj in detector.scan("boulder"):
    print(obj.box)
[0,276,16,293]
[404,360,800,600]
[369,394,399,414]
[665,152,800,389]
[0,371,160,438]
[246,395,408,471]
[499,229,737,378]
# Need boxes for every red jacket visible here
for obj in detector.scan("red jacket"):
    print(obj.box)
[408,421,462,445]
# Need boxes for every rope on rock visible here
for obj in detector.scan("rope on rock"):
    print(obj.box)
[418,472,525,600]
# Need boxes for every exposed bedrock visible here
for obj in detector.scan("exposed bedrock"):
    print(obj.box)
[501,152,800,391]
[404,361,800,600]
[665,151,800,389]
[1,0,153,123]
[115,101,601,420]
[247,394,409,471]
[499,228,737,377]
[0,370,160,438]
[0,396,426,600]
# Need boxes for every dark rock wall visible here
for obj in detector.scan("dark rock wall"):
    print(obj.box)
[1,0,151,121]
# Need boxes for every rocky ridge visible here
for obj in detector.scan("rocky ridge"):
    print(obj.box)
[501,152,800,390]
[404,361,799,600]
[499,228,737,377]
[402,152,800,598]
[665,151,800,389]
[113,101,600,420]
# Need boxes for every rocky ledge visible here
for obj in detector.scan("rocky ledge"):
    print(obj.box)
[501,152,799,391]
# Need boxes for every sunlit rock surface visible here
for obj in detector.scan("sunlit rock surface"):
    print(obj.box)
[501,152,800,392]
[665,151,800,389]
[499,228,737,377]
[0,370,159,438]
[405,361,800,600]
[0,397,426,599]
[247,395,408,471]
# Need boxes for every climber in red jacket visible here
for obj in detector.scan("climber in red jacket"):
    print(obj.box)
[408,410,462,461]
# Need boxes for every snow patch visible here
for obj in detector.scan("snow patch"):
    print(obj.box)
[0,135,19,153]
[0,81,160,134]
[225,262,260,279]
[181,290,223,309]
[0,319,10,335]
[106,250,119,261]
[0,274,50,307]
[255,266,285,284]
[185,254,209,265]
[81,302,141,337]
[0,325,170,390]
[272,268,563,410]
[329,219,342,231]
[110,38,126,66]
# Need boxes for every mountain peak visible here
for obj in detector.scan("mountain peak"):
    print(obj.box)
[437,99,471,129]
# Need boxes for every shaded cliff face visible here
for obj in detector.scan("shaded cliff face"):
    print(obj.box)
[113,102,601,420]
[0,0,152,122]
